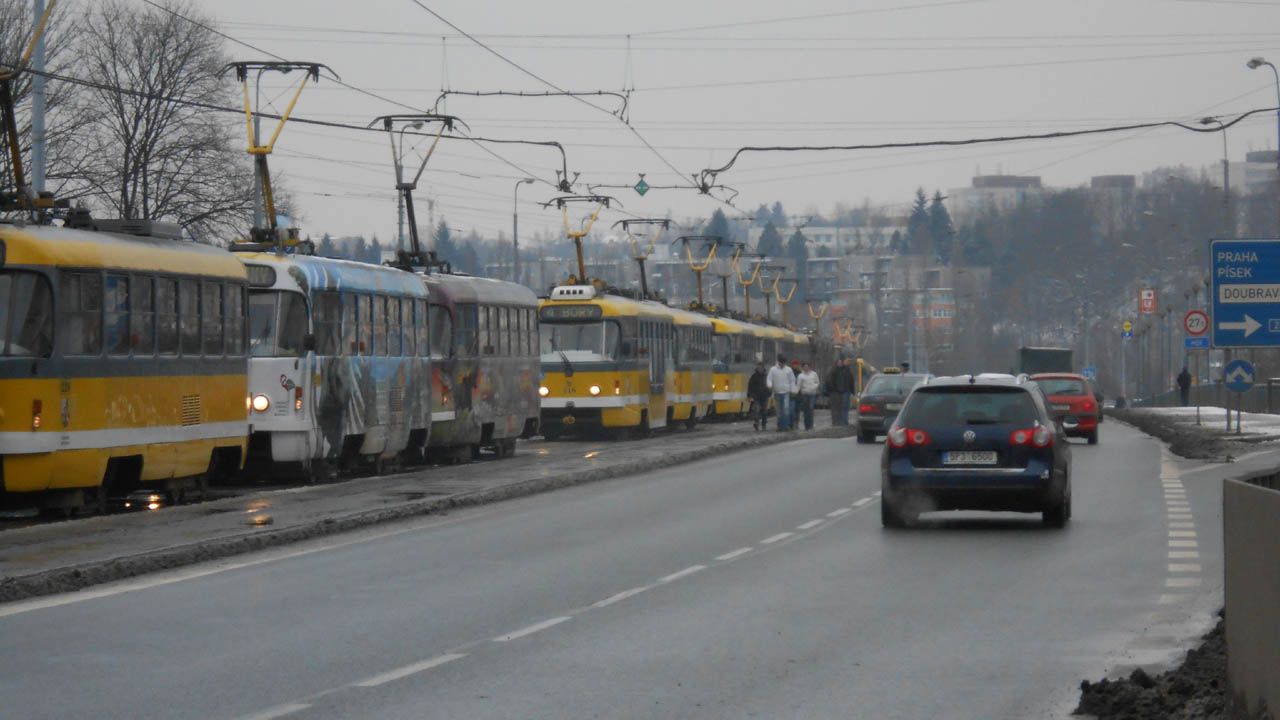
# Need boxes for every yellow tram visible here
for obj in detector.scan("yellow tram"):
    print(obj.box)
[0,222,249,510]
[665,305,715,428]
[709,316,764,418]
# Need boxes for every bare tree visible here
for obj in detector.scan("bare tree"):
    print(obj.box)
[75,0,252,242]
[0,0,94,205]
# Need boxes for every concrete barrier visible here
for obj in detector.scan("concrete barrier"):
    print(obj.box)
[1224,472,1280,720]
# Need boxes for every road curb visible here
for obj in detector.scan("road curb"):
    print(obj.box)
[0,425,856,603]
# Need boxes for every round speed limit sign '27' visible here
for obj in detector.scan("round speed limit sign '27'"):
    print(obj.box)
[1184,310,1209,336]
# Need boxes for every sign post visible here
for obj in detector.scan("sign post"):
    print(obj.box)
[1224,358,1255,434]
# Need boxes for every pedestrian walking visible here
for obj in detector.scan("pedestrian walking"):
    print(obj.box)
[1177,366,1192,407]
[828,357,854,426]
[747,361,771,430]
[797,362,820,430]
[767,354,797,431]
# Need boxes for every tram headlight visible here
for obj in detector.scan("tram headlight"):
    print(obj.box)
[251,394,271,413]
[538,385,550,397]
[589,385,601,396]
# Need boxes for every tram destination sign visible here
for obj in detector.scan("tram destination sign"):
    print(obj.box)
[540,304,603,321]
[1211,238,1280,348]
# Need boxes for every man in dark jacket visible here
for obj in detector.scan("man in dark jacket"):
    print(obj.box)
[747,362,771,430]
[828,357,854,426]
[1177,366,1192,406]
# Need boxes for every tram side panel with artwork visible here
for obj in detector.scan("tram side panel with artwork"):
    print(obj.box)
[239,253,432,476]
[424,273,539,460]
[0,224,249,509]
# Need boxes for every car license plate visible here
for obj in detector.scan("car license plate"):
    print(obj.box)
[1052,404,1070,411]
[886,403,902,410]
[942,451,997,465]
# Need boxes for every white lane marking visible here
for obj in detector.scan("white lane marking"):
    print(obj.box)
[797,519,824,530]
[493,616,571,642]
[592,586,651,609]
[1168,513,1194,520]
[760,532,793,545]
[1169,530,1198,538]
[1169,522,1196,529]
[659,565,706,583]
[1169,540,1200,548]
[1169,551,1201,559]
[1164,492,1187,499]
[872,491,882,497]
[1166,500,1190,506]
[827,508,852,517]
[715,547,753,561]
[1169,563,1203,573]
[1158,594,1186,605]
[355,654,467,687]
[1166,577,1203,588]
[853,497,873,508]
[238,703,312,720]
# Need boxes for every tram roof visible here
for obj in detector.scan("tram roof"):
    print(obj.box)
[1,223,246,279]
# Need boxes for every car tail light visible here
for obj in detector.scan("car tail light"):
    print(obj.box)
[887,426,930,448]
[858,404,876,414]
[1080,399,1095,411]
[1010,426,1053,448]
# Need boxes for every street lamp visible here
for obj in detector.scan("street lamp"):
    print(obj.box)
[513,178,535,285]
[1248,56,1280,230]
[1200,116,1232,237]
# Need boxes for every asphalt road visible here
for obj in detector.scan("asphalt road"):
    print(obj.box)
[0,422,1223,719]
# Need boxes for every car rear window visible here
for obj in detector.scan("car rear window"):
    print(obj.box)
[1036,378,1086,396]
[864,374,927,396]
[898,386,1040,426]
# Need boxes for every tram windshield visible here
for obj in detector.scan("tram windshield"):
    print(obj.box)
[0,271,53,357]
[248,290,308,357]
[539,320,620,362]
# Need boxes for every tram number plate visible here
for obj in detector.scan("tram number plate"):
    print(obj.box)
[942,451,997,465]
[885,403,902,410]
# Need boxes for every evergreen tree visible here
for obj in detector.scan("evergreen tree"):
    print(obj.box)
[770,201,787,227]
[753,204,771,227]
[704,209,731,241]
[435,220,455,263]
[928,191,954,263]
[316,233,335,257]
[756,221,784,257]
[906,188,930,254]
[890,229,905,255]
[787,228,809,301]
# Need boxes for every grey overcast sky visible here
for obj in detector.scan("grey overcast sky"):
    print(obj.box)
[197,0,1280,244]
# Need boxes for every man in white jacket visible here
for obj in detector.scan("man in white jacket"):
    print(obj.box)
[796,362,821,430]
[766,355,797,431]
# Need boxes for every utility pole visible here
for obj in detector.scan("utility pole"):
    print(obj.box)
[30,0,46,194]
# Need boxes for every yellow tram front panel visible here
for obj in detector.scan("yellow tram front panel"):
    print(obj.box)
[537,367,651,428]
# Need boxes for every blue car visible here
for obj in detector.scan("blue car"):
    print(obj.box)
[880,375,1072,528]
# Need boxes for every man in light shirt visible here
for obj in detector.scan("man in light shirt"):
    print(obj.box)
[796,362,821,430]
[766,354,797,431]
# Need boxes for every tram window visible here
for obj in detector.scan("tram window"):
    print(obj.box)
[132,277,154,356]
[358,294,372,355]
[371,295,387,356]
[201,281,223,356]
[457,305,478,357]
[104,274,130,357]
[415,299,429,357]
[58,272,102,356]
[224,284,245,356]
[386,297,401,356]
[497,307,508,356]
[0,271,52,357]
[429,304,451,358]
[313,291,341,356]
[178,279,200,356]
[156,278,178,355]
[479,305,493,355]
[513,308,523,356]
[396,297,410,357]
[342,293,356,355]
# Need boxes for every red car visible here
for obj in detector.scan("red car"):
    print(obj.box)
[1030,373,1100,444]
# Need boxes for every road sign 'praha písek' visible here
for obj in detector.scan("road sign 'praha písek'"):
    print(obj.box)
[1224,358,1255,394]
[1211,239,1280,348]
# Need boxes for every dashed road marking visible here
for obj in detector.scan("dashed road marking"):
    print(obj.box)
[761,532,793,545]
[1168,563,1203,573]
[238,703,312,720]
[827,508,852,517]
[592,586,651,609]
[715,547,753,561]
[1166,576,1203,588]
[1168,513,1193,520]
[493,617,571,642]
[853,497,873,508]
[659,565,706,583]
[797,519,824,530]
[1158,594,1186,605]
[872,491,882,497]
[1169,521,1196,529]
[1169,551,1201,559]
[355,653,467,687]
[1169,539,1199,547]
[1169,530,1198,538]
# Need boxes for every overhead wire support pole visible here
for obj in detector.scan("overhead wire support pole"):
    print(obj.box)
[431,89,630,122]
[371,112,467,271]
[733,253,763,319]
[543,194,619,283]
[0,0,57,221]
[224,60,337,248]
[675,235,721,309]
[614,218,670,300]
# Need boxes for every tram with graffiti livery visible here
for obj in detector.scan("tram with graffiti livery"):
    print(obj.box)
[237,252,433,480]
[0,220,249,511]
[423,272,540,463]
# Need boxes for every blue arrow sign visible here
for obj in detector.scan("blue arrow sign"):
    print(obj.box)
[1121,330,1133,339]
[1211,238,1280,348]
[1185,336,1210,349]
[1224,358,1255,393]
[1082,365,1097,380]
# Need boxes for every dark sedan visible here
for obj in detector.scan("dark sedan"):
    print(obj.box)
[855,372,932,444]
[880,375,1072,528]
